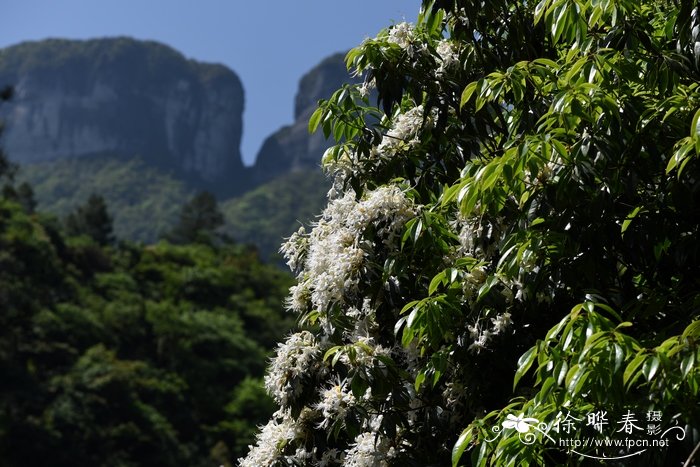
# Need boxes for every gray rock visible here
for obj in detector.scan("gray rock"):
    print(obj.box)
[0,38,245,193]
[250,52,360,185]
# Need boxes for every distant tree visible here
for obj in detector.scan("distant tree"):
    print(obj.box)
[65,193,114,245]
[166,190,224,244]
[0,85,17,184]
[14,183,37,213]
[3,182,37,213]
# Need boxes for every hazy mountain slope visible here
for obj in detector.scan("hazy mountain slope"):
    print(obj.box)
[221,170,329,262]
[19,155,193,242]
[1,38,358,254]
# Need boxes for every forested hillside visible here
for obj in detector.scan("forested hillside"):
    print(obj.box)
[0,191,294,466]
[19,155,193,242]
[220,170,328,263]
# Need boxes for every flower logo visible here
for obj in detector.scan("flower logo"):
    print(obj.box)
[502,413,539,433]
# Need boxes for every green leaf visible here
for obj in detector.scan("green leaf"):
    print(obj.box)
[513,346,537,390]
[415,370,427,392]
[621,206,642,236]
[534,0,550,24]
[323,346,341,362]
[682,320,700,340]
[556,360,568,385]
[690,107,700,140]
[624,353,646,387]
[429,270,446,296]
[680,353,695,378]
[308,107,324,133]
[452,428,472,467]
[613,343,625,372]
[460,81,478,108]
[642,355,660,382]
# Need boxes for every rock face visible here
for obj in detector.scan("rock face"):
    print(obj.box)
[250,53,359,185]
[0,38,245,194]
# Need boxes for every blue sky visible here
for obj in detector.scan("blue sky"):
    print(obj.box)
[0,1,418,165]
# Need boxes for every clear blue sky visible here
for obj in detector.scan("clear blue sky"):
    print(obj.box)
[0,1,418,166]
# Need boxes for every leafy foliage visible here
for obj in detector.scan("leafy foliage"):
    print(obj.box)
[0,85,16,184]
[20,156,326,259]
[65,193,114,245]
[166,190,225,244]
[0,194,294,466]
[243,1,700,466]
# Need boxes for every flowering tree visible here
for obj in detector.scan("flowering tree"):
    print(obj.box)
[241,1,700,465]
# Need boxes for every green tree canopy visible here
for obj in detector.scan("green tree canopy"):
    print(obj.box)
[0,85,16,184]
[242,1,700,466]
[167,190,225,244]
[0,194,294,466]
[65,193,114,245]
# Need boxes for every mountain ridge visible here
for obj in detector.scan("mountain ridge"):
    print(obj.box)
[0,37,354,255]
[0,37,246,195]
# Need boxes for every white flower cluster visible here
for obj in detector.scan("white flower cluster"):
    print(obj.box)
[344,431,396,467]
[307,221,365,313]
[315,379,356,428]
[524,155,565,186]
[377,105,436,156]
[279,226,308,271]
[264,331,322,405]
[358,78,376,99]
[285,186,416,314]
[456,215,505,260]
[239,410,299,467]
[387,22,415,51]
[436,39,459,75]
[467,312,513,353]
[316,448,343,466]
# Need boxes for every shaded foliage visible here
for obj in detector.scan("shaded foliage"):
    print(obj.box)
[0,192,294,466]
[65,193,114,245]
[19,155,193,243]
[166,190,225,244]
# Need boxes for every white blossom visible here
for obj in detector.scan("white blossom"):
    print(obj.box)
[387,22,415,51]
[286,279,311,313]
[265,331,322,406]
[377,105,436,156]
[301,186,416,312]
[344,431,396,467]
[316,448,343,467]
[468,329,492,353]
[467,312,513,353]
[358,78,376,99]
[239,410,299,467]
[280,226,308,272]
[491,312,513,334]
[315,379,356,428]
[436,40,459,74]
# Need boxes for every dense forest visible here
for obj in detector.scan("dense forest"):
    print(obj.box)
[0,92,295,464]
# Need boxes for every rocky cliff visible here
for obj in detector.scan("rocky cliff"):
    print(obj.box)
[0,38,245,194]
[1,38,358,252]
[250,53,359,185]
